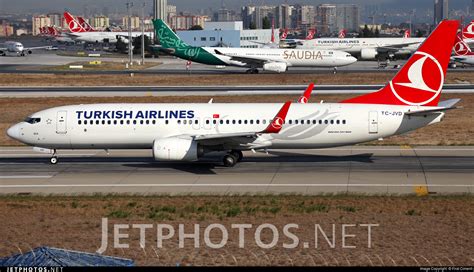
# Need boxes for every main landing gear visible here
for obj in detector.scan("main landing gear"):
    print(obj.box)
[245,68,259,74]
[50,149,58,165]
[222,150,243,167]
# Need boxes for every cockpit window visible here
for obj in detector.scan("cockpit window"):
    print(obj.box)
[24,117,41,124]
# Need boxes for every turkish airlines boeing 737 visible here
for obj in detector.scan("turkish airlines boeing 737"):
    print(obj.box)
[6,20,461,167]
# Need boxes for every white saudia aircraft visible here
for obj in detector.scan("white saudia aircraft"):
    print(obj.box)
[7,21,461,167]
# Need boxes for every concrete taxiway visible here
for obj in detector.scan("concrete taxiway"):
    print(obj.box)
[0,146,472,195]
[1,84,473,98]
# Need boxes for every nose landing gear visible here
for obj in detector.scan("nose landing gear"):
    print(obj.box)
[50,149,58,164]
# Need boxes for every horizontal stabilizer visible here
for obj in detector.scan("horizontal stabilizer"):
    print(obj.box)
[405,99,461,116]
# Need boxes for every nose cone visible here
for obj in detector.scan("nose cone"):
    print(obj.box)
[7,124,20,140]
[348,56,357,65]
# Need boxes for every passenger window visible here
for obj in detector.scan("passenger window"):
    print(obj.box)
[330,120,334,125]
[114,120,117,125]
[213,120,217,125]
[84,120,88,125]
[244,120,248,124]
[324,120,328,125]
[120,120,124,125]
[313,120,316,124]
[127,120,131,125]
[307,120,310,125]
[336,120,340,124]
[183,120,187,125]
[165,120,169,125]
[238,120,242,124]
[256,120,260,124]
[133,120,137,125]
[319,120,322,125]
[232,120,236,124]
[140,120,144,125]
[206,120,210,124]
[295,120,298,125]
[146,120,149,125]
[262,120,266,124]
[250,120,254,124]
[108,120,111,125]
[95,120,99,125]
[177,120,181,124]
[289,120,292,125]
[342,120,346,124]
[78,120,82,125]
[220,120,223,124]
[195,120,198,124]
[226,120,230,124]
[102,120,106,125]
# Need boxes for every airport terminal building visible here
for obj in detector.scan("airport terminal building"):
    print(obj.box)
[177,21,278,48]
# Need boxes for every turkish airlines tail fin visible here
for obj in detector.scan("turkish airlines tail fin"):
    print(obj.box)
[338,29,346,39]
[280,29,288,40]
[462,20,474,40]
[78,16,95,32]
[454,33,474,56]
[403,29,410,38]
[305,29,315,40]
[298,83,315,103]
[342,20,459,107]
[261,101,292,134]
[64,11,87,33]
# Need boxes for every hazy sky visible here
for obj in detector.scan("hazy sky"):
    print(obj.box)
[0,0,471,14]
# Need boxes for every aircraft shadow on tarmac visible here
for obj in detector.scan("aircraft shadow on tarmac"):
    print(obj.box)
[1,153,374,175]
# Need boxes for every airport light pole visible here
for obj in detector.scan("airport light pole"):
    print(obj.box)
[126,2,134,66]
[141,2,146,65]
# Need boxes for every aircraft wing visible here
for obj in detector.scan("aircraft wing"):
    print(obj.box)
[193,101,291,142]
[25,46,52,51]
[377,42,421,52]
[214,49,274,66]
[0,47,6,51]
[404,99,461,116]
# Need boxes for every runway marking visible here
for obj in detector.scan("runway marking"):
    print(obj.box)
[0,176,53,179]
[0,184,472,188]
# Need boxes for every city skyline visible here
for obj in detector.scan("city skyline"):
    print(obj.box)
[0,0,472,14]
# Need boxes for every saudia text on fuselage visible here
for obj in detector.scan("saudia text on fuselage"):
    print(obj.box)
[283,50,323,60]
[76,110,195,120]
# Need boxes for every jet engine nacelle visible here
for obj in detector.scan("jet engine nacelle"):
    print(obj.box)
[360,48,378,60]
[27,50,32,54]
[152,137,200,161]
[263,62,287,73]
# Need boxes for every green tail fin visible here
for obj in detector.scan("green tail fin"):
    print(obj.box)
[153,19,189,49]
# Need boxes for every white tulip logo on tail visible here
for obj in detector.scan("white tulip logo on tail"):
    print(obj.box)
[69,20,82,33]
[271,117,284,130]
[455,41,469,55]
[390,52,443,106]
[463,22,474,39]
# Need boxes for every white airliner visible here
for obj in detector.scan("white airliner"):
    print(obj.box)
[63,12,144,44]
[0,41,51,56]
[297,32,424,60]
[6,20,461,167]
[153,19,357,73]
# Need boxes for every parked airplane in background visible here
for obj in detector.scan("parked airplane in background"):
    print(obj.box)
[461,20,474,43]
[338,29,346,39]
[297,30,424,60]
[44,26,75,44]
[77,16,95,32]
[63,12,144,43]
[451,33,474,65]
[153,19,356,73]
[0,41,51,56]
[403,29,411,38]
[7,20,460,167]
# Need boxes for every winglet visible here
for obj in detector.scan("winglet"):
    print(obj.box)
[298,83,315,103]
[261,101,291,134]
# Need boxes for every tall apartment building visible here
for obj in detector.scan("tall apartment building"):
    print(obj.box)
[153,0,168,22]
[434,0,449,25]
[335,4,359,32]
[93,16,110,29]
[32,15,51,36]
[123,16,140,30]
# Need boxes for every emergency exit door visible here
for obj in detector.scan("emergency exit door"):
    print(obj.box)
[369,111,378,134]
[56,111,67,134]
